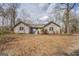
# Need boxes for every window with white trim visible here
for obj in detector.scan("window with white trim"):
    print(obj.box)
[49,27,53,31]
[19,27,24,30]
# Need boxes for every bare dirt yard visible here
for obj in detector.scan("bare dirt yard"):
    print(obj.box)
[0,34,79,56]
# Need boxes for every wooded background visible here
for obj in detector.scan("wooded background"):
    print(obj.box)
[0,3,79,34]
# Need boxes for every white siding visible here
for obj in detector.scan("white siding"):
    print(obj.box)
[14,23,30,33]
[44,23,60,34]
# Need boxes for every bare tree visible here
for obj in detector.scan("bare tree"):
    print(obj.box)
[64,3,76,33]
[69,11,79,33]
[0,4,6,30]
[55,3,76,34]
[6,3,20,30]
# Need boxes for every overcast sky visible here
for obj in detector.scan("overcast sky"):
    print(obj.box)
[17,4,55,20]
[0,3,79,25]
[15,3,79,24]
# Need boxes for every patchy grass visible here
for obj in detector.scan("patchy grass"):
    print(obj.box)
[0,34,79,56]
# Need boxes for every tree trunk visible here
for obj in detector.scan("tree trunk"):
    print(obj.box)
[10,11,16,31]
[2,17,4,26]
[65,3,70,34]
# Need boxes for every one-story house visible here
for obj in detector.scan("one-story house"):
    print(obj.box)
[13,21,61,34]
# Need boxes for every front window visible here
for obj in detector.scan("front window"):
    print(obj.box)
[49,27,53,31]
[19,27,24,30]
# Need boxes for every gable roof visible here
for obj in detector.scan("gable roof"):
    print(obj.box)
[13,21,31,28]
[44,21,60,27]
[13,21,60,29]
